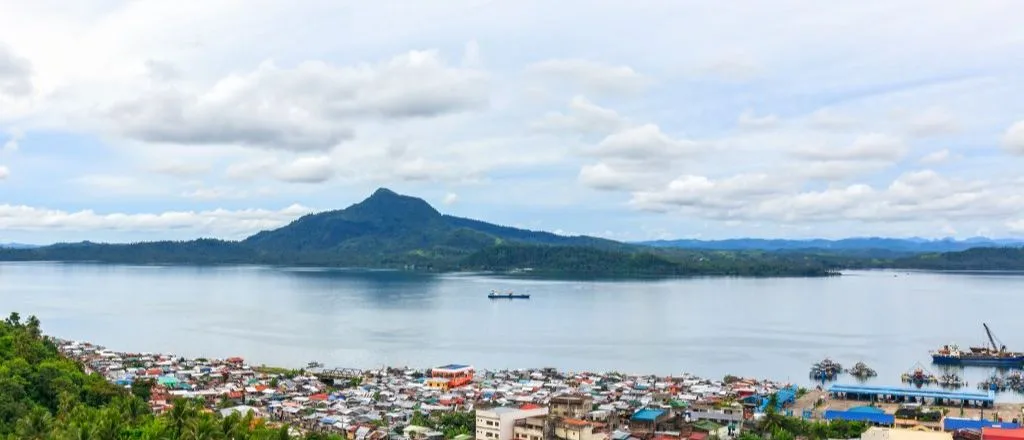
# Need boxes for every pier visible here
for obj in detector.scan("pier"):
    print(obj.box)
[828,384,995,407]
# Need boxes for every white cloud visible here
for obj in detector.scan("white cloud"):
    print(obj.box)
[73,174,163,196]
[274,156,335,183]
[695,52,760,81]
[1007,219,1024,233]
[527,59,650,95]
[592,124,698,162]
[737,110,779,131]
[108,50,488,151]
[2,129,23,152]
[807,109,857,131]
[1003,120,1024,155]
[0,44,32,97]
[579,162,647,191]
[532,96,627,135]
[919,148,952,165]
[906,107,960,137]
[0,165,8,179]
[181,187,249,200]
[0,203,312,238]
[630,169,1024,225]
[793,133,907,162]
[443,193,458,205]
[151,160,211,177]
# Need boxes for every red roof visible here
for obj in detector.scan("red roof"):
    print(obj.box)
[520,404,541,410]
[983,428,1024,440]
[309,394,328,401]
[689,433,708,440]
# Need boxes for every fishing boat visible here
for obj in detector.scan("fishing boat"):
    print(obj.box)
[488,290,530,299]
[847,362,877,379]
[931,324,1024,367]
[810,358,843,381]
[937,373,964,388]
[902,364,938,386]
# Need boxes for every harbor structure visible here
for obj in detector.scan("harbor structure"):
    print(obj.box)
[828,384,995,407]
[931,324,1024,368]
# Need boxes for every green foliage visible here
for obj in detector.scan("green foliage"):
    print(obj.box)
[407,411,475,439]
[0,313,347,440]
[894,247,1024,270]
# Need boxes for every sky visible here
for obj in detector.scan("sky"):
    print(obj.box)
[1,1,1024,244]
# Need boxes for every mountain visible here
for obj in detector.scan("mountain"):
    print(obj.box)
[0,242,40,249]
[639,237,1024,255]
[0,188,839,276]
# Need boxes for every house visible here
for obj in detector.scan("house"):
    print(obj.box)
[691,420,728,439]
[555,417,609,440]
[630,409,670,434]
[428,365,475,391]
[551,395,596,419]
[513,416,547,440]
[476,406,551,440]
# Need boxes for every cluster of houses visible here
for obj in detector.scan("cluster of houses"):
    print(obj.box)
[56,339,790,440]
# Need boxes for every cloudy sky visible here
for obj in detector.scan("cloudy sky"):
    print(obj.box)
[1,1,1023,244]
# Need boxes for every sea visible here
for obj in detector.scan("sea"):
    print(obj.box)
[2,262,1022,399]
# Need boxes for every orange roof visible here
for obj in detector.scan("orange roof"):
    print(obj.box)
[228,391,243,399]
[309,394,328,401]
[520,404,541,410]
[562,418,591,427]
[255,385,268,392]
[983,428,1024,440]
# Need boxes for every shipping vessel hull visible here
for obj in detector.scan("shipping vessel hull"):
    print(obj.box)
[931,354,1024,367]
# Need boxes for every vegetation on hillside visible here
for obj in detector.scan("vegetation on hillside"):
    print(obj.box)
[892,247,1024,270]
[0,313,343,439]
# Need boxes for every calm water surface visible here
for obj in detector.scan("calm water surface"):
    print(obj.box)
[2,262,1022,397]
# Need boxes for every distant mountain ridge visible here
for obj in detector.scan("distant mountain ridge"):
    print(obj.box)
[640,237,1024,253]
[0,243,39,249]
[1,188,840,277]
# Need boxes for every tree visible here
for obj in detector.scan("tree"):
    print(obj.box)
[132,378,156,402]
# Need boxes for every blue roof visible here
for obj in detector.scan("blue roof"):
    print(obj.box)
[825,409,895,425]
[632,409,666,422]
[828,384,994,403]
[436,364,471,370]
[849,406,885,414]
[943,418,1020,431]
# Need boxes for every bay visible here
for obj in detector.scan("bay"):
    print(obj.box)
[1,262,1021,399]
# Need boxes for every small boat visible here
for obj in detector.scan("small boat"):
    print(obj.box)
[810,358,843,381]
[488,290,530,299]
[902,364,938,386]
[847,361,877,379]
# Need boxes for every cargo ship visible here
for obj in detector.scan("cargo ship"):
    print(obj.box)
[931,324,1024,367]
[488,290,530,299]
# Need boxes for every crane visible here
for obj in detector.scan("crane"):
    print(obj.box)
[983,323,1006,353]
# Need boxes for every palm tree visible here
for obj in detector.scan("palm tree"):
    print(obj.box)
[15,407,54,440]
[758,394,784,436]
[185,416,223,440]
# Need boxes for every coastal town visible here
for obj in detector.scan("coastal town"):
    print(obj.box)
[55,338,1024,440]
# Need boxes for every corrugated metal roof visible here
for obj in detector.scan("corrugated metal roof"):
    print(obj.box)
[828,384,994,403]
[943,418,1019,431]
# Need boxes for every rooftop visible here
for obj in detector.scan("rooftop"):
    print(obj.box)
[435,364,472,371]
[828,384,994,403]
[632,409,666,422]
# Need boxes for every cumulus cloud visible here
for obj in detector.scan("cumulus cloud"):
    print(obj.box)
[527,59,650,95]
[807,109,857,131]
[737,110,779,131]
[793,133,907,162]
[0,44,32,97]
[0,165,8,179]
[443,193,459,205]
[109,50,488,151]
[906,107,960,137]
[532,96,627,135]
[274,156,335,183]
[630,169,1024,224]
[0,203,312,238]
[579,162,650,191]
[919,148,952,165]
[151,160,211,177]
[226,155,335,183]
[2,129,21,152]
[1003,120,1024,154]
[592,124,698,162]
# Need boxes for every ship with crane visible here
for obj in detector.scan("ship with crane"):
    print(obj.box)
[931,323,1024,367]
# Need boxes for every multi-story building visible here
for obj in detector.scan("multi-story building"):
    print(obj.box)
[427,364,475,391]
[476,406,551,440]
[513,416,548,440]
[550,395,595,419]
[554,417,609,440]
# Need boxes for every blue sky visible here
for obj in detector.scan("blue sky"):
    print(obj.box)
[1,1,1024,244]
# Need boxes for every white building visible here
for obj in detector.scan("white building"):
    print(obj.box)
[476,406,550,440]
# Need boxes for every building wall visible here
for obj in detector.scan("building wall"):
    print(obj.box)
[555,425,606,440]
[862,427,953,440]
[476,408,550,440]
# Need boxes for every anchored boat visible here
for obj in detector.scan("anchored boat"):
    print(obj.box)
[488,290,530,299]
[931,324,1024,367]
